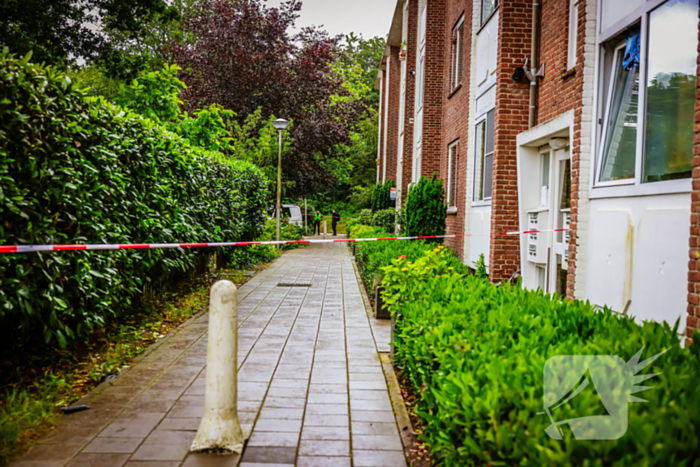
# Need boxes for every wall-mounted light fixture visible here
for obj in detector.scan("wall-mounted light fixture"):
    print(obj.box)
[548,138,569,150]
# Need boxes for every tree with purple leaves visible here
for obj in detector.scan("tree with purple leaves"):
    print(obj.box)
[169,0,365,197]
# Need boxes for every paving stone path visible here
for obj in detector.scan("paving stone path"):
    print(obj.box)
[13,241,406,467]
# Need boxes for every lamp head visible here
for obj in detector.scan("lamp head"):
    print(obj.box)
[272,118,290,130]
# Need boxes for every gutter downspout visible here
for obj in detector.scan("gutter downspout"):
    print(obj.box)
[528,1,541,128]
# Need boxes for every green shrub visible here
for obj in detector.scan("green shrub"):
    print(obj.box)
[381,247,700,466]
[225,245,279,270]
[259,219,303,251]
[372,208,397,233]
[349,184,373,210]
[350,226,466,287]
[0,51,267,349]
[404,174,446,241]
[346,209,372,238]
[371,180,396,212]
[358,209,373,225]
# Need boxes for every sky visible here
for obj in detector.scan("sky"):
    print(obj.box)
[265,0,396,41]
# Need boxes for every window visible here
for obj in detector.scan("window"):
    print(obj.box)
[481,0,498,26]
[599,33,639,183]
[451,18,464,92]
[596,0,698,187]
[643,0,696,182]
[474,109,495,201]
[540,151,551,206]
[448,141,460,207]
[567,0,579,70]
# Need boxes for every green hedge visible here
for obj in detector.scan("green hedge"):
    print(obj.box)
[404,174,446,240]
[381,247,700,466]
[0,51,267,348]
[350,225,466,288]
[371,180,395,212]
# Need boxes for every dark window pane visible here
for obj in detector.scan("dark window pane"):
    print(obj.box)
[485,109,495,155]
[483,154,493,199]
[600,45,638,182]
[474,122,486,200]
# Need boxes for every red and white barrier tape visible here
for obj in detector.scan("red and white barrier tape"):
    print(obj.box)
[0,229,569,255]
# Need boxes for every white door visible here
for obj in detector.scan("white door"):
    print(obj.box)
[546,148,572,296]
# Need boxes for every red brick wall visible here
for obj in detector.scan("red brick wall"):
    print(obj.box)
[400,0,418,205]
[385,47,402,181]
[538,0,581,123]
[489,0,533,283]
[563,0,587,300]
[441,0,472,258]
[534,0,586,298]
[419,0,447,179]
[687,2,700,341]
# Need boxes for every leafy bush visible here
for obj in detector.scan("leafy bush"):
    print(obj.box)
[381,247,700,466]
[371,179,396,212]
[0,51,267,349]
[225,245,279,270]
[404,174,446,241]
[349,184,373,210]
[350,226,466,287]
[372,208,397,233]
[259,219,303,251]
[358,209,374,225]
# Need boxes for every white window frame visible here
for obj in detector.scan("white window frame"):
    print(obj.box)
[447,140,460,208]
[567,0,579,70]
[451,16,465,92]
[481,0,499,27]
[591,0,693,199]
[413,4,427,184]
[472,108,495,205]
[596,41,637,188]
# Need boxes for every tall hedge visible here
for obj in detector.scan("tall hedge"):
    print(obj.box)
[0,51,267,348]
[382,248,700,466]
[371,179,395,212]
[404,174,446,240]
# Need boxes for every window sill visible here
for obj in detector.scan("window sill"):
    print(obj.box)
[589,178,692,199]
[560,67,577,80]
[448,84,462,99]
[447,206,458,215]
[471,200,492,208]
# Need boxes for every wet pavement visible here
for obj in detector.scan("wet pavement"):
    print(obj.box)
[12,241,404,467]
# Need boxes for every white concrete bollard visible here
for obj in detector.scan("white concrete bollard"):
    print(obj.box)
[190,280,244,454]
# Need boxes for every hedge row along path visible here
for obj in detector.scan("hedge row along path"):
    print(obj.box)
[11,241,408,467]
[0,229,569,254]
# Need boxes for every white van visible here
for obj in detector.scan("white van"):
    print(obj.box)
[268,204,303,228]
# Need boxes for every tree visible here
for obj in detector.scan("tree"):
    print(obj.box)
[0,0,179,79]
[341,33,386,109]
[169,0,364,196]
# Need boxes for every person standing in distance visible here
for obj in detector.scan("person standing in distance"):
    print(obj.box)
[313,211,322,235]
[331,210,341,236]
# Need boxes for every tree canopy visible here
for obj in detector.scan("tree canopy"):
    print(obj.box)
[169,0,365,196]
[0,0,180,79]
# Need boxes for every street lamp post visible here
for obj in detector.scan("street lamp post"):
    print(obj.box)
[272,118,289,248]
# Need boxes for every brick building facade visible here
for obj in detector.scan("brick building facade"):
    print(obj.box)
[376,0,699,337]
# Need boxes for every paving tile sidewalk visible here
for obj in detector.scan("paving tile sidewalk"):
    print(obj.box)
[13,241,406,467]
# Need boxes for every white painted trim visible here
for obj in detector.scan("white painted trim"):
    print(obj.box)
[377,74,383,185]
[463,0,486,265]
[574,0,598,301]
[383,56,391,184]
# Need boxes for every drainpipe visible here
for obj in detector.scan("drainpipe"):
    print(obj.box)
[528,1,541,128]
